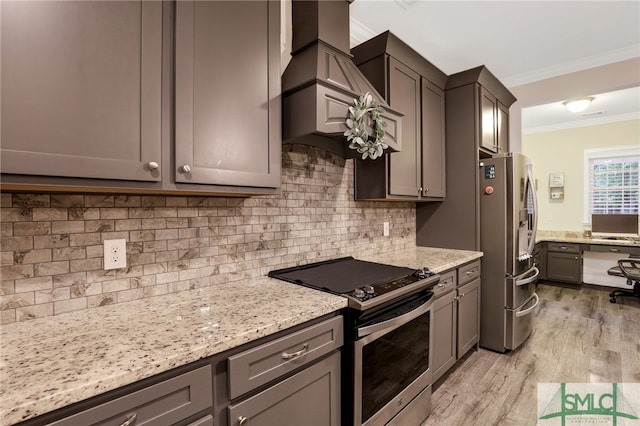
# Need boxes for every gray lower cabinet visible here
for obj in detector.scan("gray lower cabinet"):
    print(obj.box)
[48,365,213,426]
[546,242,581,283]
[456,260,481,358]
[227,353,341,426]
[431,260,481,383]
[431,271,457,383]
[220,315,343,426]
[534,242,547,280]
[1,1,281,196]
[457,277,481,356]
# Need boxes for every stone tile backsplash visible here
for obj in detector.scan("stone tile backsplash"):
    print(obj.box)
[0,145,415,323]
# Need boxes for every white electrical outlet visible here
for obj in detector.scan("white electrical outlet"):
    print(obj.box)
[103,239,127,270]
[383,222,390,237]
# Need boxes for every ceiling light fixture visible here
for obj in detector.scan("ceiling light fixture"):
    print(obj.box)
[563,97,594,113]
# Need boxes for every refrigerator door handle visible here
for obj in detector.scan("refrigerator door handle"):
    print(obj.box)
[516,293,540,317]
[525,163,538,256]
[516,266,540,286]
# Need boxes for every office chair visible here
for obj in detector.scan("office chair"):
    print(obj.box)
[607,256,640,303]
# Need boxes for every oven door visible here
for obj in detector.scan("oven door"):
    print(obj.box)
[353,291,433,426]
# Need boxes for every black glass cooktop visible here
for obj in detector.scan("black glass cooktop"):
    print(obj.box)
[268,256,417,295]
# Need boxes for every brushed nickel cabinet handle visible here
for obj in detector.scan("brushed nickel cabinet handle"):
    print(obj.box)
[238,416,248,426]
[282,343,308,360]
[120,413,137,426]
[181,164,192,173]
[147,161,159,170]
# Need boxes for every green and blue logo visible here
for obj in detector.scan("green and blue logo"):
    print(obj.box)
[538,383,640,425]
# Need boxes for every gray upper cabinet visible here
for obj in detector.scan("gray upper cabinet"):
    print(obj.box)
[351,32,447,201]
[388,58,421,197]
[174,1,280,189]
[479,87,510,154]
[416,66,515,251]
[421,79,446,198]
[1,1,162,182]
[1,1,281,196]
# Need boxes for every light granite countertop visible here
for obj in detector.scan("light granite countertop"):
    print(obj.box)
[0,246,481,425]
[536,230,640,248]
[358,246,483,273]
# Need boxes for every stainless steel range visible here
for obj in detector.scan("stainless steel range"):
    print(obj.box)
[269,257,440,426]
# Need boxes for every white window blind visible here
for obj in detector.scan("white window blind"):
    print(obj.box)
[584,146,639,223]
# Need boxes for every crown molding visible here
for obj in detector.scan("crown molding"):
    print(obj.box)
[503,45,640,88]
[350,17,377,47]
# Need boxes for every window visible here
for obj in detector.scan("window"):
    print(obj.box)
[584,146,639,225]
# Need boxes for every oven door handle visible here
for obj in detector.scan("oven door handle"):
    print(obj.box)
[357,298,432,339]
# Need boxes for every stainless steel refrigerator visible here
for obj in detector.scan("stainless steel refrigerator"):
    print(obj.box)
[479,153,540,353]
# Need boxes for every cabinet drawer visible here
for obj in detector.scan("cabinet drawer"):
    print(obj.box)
[228,316,343,399]
[547,242,581,253]
[432,270,457,298]
[50,365,212,426]
[458,260,481,286]
[228,352,341,426]
[588,244,640,256]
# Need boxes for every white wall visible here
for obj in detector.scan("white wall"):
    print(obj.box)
[509,58,640,153]
[522,119,640,232]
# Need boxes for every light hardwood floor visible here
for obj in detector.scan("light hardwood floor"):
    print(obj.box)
[423,282,640,426]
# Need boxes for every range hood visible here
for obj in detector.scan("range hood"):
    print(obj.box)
[282,0,403,158]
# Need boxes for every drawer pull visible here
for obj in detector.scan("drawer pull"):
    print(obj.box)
[465,271,473,275]
[238,416,248,426]
[610,248,621,252]
[120,413,137,426]
[281,343,308,360]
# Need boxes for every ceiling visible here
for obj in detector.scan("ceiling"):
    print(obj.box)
[349,0,640,133]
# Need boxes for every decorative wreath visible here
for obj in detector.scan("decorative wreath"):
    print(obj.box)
[344,92,388,160]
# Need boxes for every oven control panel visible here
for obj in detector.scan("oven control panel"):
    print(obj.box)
[348,268,437,302]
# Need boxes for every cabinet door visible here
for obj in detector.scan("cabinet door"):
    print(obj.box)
[420,79,446,198]
[432,290,457,383]
[387,58,421,198]
[457,278,480,358]
[496,101,510,153]
[547,252,581,283]
[228,352,341,426]
[1,1,162,181]
[479,87,498,153]
[175,1,280,188]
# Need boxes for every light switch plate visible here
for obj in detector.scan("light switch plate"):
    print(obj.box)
[104,239,127,270]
